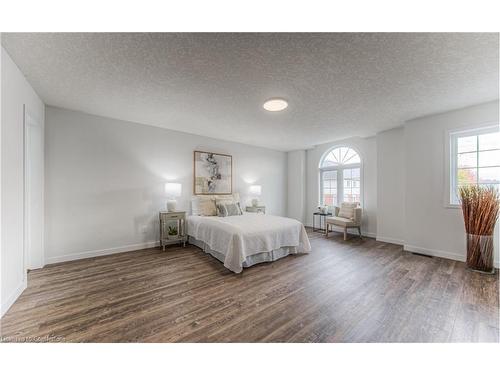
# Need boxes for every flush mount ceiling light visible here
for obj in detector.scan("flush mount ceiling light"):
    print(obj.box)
[263,98,288,112]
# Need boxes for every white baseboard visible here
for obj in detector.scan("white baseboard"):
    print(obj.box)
[376,236,405,245]
[1,278,27,317]
[404,244,500,268]
[363,232,377,239]
[28,260,44,270]
[403,244,465,262]
[45,240,160,265]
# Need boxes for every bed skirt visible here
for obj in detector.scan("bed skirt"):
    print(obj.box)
[188,236,300,269]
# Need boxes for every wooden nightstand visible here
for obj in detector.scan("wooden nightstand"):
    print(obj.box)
[246,206,266,214]
[159,211,187,251]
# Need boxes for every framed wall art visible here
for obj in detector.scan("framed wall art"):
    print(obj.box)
[193,151,232,195]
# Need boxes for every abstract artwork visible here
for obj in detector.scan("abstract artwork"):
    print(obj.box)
[193,151,232,194]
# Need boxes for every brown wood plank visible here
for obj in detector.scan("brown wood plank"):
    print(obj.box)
[1,229,498,342]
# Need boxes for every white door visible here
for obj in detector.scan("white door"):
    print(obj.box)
[24,107,44,270]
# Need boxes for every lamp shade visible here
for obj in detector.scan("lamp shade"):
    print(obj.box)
[165,182,182,197]
[249,185,262,196]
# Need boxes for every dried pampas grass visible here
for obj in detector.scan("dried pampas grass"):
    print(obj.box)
[459,185,499,273]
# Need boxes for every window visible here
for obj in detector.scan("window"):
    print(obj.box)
[450,127,500,205]
[319,147,361,207]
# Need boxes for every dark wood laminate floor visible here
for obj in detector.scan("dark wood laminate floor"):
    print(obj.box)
[1,229,498,343]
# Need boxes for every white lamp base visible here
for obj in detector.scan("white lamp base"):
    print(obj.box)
[167,199,177,212]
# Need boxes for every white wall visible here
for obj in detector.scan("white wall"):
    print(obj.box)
[376,127,405,244]
[45,106,287,263]
[404,101,499,265]
[287,150,306,223]
[305,136,377,237]
[1,47,45,316]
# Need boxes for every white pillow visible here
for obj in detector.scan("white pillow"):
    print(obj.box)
[191,196,200,216]
[191,196,217,216]
[216,196,234,205]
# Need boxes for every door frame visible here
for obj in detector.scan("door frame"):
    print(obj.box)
[23,104,44,273]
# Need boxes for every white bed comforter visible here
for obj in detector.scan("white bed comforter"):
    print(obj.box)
[187,213,311,273]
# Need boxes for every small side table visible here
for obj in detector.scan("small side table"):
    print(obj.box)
[159,211,187,251]
[246,206,266,214]
[313,212,332,234]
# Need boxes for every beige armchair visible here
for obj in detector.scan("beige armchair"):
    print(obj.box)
[325,204,362,240]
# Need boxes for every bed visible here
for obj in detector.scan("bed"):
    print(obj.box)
[187,212,311,273]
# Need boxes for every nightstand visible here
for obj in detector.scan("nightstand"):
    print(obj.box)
[246,206,266,214]
[159,211,187,251]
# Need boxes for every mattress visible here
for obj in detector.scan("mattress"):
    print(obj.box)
[186,212,311,273]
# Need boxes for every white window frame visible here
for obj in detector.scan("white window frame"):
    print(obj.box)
[319,169,340,207]
[319,146,363,207]
[447,124,499,207]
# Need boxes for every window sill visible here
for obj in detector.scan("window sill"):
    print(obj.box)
[444,203,461,209]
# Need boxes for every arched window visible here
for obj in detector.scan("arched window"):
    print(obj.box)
[319,146,362,207]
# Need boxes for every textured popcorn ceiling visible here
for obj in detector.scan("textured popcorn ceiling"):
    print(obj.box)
[2,33,498,151]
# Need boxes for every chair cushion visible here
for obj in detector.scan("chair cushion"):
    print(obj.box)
[326,216,357,227]
[338,202,359,219]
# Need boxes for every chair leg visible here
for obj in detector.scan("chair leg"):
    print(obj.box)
[343,227,347,241]
[358,226,362,239]
[325,223,329,237]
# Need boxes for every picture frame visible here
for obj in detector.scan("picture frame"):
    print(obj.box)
[193,151,233,195]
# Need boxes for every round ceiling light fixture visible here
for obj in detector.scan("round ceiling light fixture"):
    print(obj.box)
[263,98,288,112]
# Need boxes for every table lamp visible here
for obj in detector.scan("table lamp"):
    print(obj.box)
[249,185,262,207]
[165,182,182,212]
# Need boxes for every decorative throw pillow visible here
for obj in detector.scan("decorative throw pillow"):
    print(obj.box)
[216,197,243,215]
[338,202,358,219]
[216,203,226,217]
[232,192,241,205]
[198,197,217,216]
[231,194,243,214]
[225,202,242,216]
[216,202,243,217]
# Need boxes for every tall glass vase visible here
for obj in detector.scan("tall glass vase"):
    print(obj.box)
[466,233,495,274]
